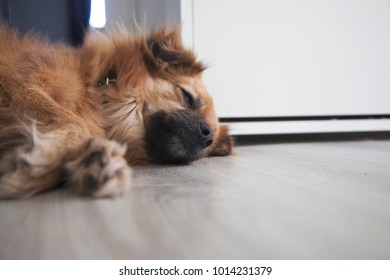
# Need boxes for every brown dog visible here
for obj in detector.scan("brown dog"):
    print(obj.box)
[0,25,232,198]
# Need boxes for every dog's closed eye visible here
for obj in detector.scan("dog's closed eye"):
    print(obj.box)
[178,86,199,110]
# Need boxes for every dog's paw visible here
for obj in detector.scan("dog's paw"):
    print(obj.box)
[66,138,132,198]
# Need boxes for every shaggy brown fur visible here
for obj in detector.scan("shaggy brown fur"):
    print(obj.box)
[0,25,232,198]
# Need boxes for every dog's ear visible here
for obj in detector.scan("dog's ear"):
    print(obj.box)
[144,27,204,76]
[149,30,184,66]
[207,125,233,157]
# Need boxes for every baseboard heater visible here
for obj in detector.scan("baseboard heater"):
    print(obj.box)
[220,115,390,136]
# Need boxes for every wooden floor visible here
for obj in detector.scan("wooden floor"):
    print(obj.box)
[0,136,389,259]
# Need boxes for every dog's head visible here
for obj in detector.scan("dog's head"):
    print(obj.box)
[82,27,232,165]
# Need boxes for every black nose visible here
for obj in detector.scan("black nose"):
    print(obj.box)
[200,122,214,147]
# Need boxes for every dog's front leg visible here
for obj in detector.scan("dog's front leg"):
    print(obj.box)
[0,127,132,198]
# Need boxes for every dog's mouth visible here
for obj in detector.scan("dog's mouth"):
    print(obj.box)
[144,110,214,164]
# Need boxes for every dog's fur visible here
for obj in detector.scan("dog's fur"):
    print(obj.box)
[0,25,232,198]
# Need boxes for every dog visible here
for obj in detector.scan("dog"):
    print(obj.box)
[0,25,232,198]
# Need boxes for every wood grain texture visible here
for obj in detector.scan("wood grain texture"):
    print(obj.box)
[0,139,389,259]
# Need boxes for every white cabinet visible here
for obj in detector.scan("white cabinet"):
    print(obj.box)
[181,0,390,134]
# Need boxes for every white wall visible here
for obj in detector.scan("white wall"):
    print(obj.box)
[105,0,136,29]
[191,0,390,118]
[105,0,180,32]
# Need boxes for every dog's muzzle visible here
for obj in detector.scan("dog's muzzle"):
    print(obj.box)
[145,110,214,164]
